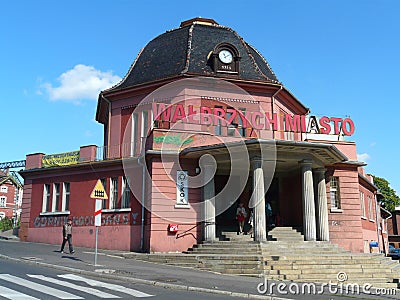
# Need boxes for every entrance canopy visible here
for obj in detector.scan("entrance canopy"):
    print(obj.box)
[180,139,348,171]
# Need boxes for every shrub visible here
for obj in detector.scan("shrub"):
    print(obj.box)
[0,217,13,231]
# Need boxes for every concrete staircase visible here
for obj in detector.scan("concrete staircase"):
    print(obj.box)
[263,227,400,288]
[118,227,400,289]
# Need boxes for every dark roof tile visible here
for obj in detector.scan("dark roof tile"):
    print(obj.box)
[108,20,280,92]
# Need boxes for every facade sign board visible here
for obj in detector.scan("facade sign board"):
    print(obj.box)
[176,170,188,205]
[42,151,80,168]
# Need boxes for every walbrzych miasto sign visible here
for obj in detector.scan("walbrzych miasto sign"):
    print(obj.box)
[151,103,355,136]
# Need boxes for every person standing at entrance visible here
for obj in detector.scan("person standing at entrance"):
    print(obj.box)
[60,219,75,254]
[236,203,247,234]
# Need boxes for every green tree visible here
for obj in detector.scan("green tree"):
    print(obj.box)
[0,217,13,231]
[373,176,400,212]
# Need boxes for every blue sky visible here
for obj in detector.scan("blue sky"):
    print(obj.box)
[1,0,399,193]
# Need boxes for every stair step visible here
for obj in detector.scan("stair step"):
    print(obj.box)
[121,227,400,288]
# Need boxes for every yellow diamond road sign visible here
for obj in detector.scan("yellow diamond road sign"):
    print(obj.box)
[90,179,108,200]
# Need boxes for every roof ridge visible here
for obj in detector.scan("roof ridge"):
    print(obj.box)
[246,43,280,84]
[217,24,279,84]
[181,23,195,74]
[102,46,145,93]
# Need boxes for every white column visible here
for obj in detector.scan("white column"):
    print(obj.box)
[314,168,330,241]
[300,160,316,241]
[203,164,216,242]
[251,157,267,242]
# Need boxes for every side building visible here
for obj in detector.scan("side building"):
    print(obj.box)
[0,169,23,223]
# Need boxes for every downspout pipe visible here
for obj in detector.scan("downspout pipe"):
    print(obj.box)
[137,141,146,252]
[374,191,381,252]
[271,86,283,139]
[101,94,112,159]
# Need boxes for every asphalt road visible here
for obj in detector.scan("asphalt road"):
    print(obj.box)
[0,239,398,300]
[0,259,248,300]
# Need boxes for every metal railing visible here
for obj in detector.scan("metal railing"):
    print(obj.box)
[95,138,147,161]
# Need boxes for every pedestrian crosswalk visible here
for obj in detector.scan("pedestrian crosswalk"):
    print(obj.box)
[0,273,153,299]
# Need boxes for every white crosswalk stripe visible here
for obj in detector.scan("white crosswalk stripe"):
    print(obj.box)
[0,274,83,299]
[58,274,154,298]
[0,285,40,300]
[27,274,120,298]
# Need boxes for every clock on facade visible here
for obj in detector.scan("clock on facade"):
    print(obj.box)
[211,44,240,74]
[218,49,233,64]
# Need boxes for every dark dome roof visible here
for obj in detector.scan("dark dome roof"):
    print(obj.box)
[109,18,280,91]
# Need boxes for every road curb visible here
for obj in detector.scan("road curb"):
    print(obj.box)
[0,253,291,299]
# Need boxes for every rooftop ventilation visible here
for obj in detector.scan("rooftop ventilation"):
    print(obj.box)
[180,17,219,28]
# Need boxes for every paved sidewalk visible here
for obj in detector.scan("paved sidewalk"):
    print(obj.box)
[0,238,397,300]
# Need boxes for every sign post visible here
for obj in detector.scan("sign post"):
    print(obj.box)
[90,180,108,266]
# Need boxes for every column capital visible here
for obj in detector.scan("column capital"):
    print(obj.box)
[250,155,262,169]
[313,167,327,175]
[299,159,313,168]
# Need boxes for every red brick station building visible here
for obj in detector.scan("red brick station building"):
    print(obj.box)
[20,18,389,254]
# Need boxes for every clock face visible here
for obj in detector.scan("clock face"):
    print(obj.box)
[218,50,233,64]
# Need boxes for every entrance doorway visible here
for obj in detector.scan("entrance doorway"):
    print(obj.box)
[215,175,250,233]
[266,178,279,227]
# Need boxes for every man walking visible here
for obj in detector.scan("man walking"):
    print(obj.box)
[60,219,75,254]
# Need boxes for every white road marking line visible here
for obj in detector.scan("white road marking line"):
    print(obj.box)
[0,286,40,300]
[27,274,120,298]
[58,274,154,298]
[0,274,83,299]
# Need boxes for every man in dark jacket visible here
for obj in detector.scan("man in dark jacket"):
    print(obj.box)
[60,219,75,254]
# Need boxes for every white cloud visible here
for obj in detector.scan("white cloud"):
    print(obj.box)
[41,64,121,103]
[357,153,371,162]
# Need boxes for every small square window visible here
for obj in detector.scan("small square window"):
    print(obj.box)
[1,186,7,193]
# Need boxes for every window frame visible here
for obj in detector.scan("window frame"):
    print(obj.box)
[121,176,131,209]
[42,184,51,212]
[330,177,341,209]
[52,183,61,212]
[101,178,107,209]
[0,196,6,207]
[131,112,138,156]
[368,195,375,222]
[360,191,366,219]
[214,105,223,136]
[62,182,70,212]
[1,186,8,193]
[110,177,119,209]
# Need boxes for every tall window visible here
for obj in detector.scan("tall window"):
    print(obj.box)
[330,177,341,209]
[43,184,51,212]
[110,177,119,209]
[0,196,6,207]
[62,182,70,211]
[101,178,107,209]
[140,111,148,155]
[214,106,223,136]
[141,111,149,138]
[122,176,131,208]
[131,113,138,156]
[238,108,246,137]
[53,183,60,212]
[368,196,374,221]
[226,107,237,137]
[360,191,366,218]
